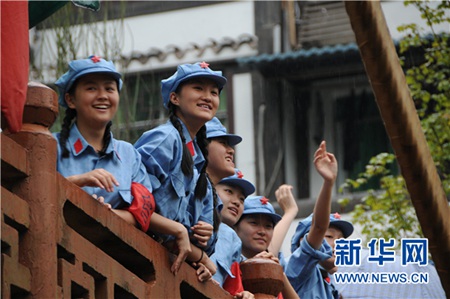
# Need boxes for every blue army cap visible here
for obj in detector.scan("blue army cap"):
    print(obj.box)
[161,61,227,109]
[242,196,282,225]
[206,117,242,146]
[290,212,354,253]
[218,169,255,198]
[55,55,123,108]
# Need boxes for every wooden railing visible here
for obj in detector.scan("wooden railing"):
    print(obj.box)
[1,82,235,299]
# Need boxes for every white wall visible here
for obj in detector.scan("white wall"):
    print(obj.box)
[120,1,257,72]
[31,1,257,82]
[232,72,256,193]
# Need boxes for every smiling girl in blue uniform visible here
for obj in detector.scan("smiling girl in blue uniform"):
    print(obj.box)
[210,170,256,299]
[234,196,299,299]
[54,56,191,275]
[135,62,226,279]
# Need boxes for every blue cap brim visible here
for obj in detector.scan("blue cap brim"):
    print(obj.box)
[56,68,122,108]
[242,207,282,225]
[208,133,242,146]
[161,63,227,109]
[163,73,226,109]
[176,72,227,91]
[290,214,354,253]
[218,177,255,197]
[329,220,354,238]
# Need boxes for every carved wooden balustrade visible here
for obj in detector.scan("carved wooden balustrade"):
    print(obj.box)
[1,82,234,299]
[1,82,283,299]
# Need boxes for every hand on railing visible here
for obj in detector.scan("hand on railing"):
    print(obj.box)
[92,194,112,210]
[190,246,217,277]
[192,262,213,282]
[171,222,192,275]
[93,194,138,227]
[67,168,119,192]
[200,255,217,276]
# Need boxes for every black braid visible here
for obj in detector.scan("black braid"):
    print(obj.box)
[98,121,112,156]
[194,125,210,200]
[210,178,221,232]
[168,103,194,177]
[59,108,77,158]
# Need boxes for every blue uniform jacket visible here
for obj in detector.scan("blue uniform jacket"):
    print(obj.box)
[54,124,152,209]
[210,223,242,286]
[135,120,215,247]
[189,179,222,255]
[285,234,337,299]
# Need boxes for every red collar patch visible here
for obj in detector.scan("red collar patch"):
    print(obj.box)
[186,141,195,156]
[74,138,83,154]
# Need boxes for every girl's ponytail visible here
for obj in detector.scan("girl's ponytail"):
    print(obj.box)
[59,108,77,158]
[98,121,112,156]
[194,125,209,200]
[210,182,221,232]
[168,103,194,177]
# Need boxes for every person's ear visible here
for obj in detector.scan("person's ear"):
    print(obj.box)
[169,92,180,106]
[65,93,76,109]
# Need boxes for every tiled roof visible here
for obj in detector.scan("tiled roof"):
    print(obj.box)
[237,37,414,66]
[237,42,359,65]
[120,34,258,67]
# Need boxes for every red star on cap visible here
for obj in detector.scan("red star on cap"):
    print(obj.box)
[199,61,209,69]
[333,212,341,219]
[91,55,101,63]
[260,197,269,205]
[236,170,243,179]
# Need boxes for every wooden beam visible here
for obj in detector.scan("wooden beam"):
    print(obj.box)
[344,1,450,295]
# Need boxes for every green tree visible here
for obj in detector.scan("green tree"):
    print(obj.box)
[339,153,423,245]
[339,0,450,247]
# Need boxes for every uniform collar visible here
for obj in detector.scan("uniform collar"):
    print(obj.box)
[178,119,197,157]
[68,124,119,160]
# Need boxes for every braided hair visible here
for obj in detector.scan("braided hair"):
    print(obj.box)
[168,104,221,232]
[194,124,209,199]
[168,104,194,177]
[59,108,77,158]
[97,121,112,156]
[209,181,221,232]
[167,101,210,199]
[197,126,222,232]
